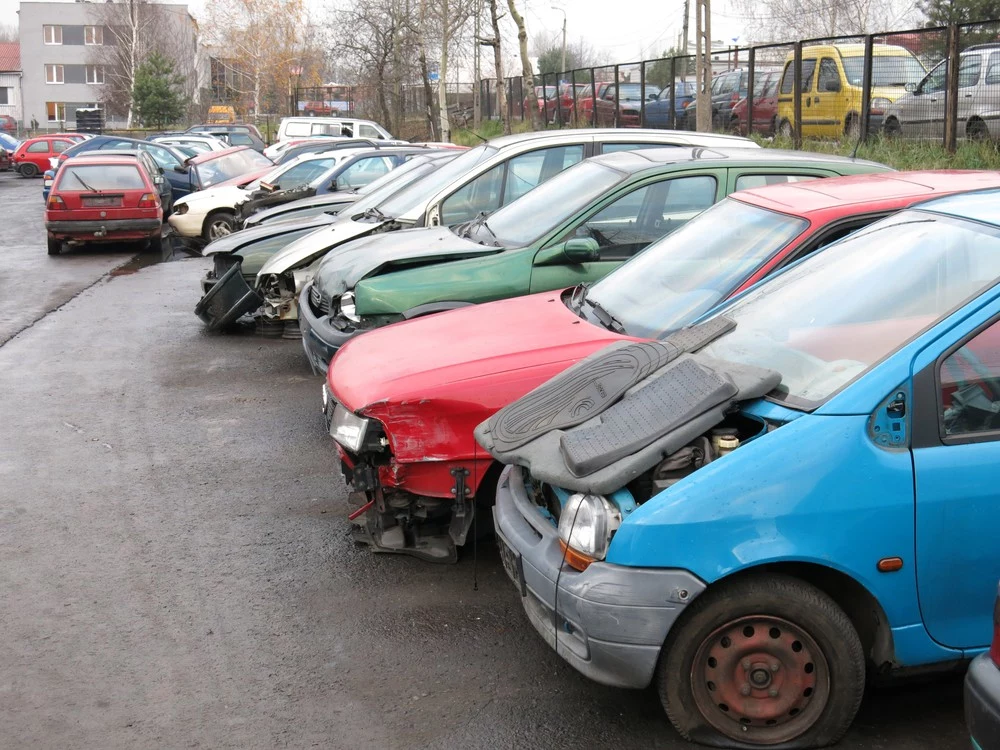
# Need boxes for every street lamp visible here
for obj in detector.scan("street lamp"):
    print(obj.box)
[551,6,566,77]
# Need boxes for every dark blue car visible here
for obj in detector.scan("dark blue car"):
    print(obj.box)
[644,80,697,129]
[54,135,194,200]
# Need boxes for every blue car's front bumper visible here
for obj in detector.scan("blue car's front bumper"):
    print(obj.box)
[966,652,1000,750]
[492,465,706,689]
[298,284,360,375]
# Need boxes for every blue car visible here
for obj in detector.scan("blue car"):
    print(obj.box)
[481,189,1000,748]
[645,80,696,129]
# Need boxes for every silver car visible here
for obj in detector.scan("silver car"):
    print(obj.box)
[885,43,1000,140]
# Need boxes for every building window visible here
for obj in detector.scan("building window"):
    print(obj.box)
[86,65,105,84]
[43,25,62,45]
[84,26,103,45]
[0,88,9,105]
[45,64,64,84]
[46,102,66,122]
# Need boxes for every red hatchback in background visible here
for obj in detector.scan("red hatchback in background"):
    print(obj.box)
[45,155,162,256]
[323,170,1000,562]
[13,135,77,177]
[730,70,781,136]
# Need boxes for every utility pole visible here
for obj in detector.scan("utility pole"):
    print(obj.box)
[551,6,566,76]
[474,0,482,127]
[695,0,711,131]
[682,0,690,79]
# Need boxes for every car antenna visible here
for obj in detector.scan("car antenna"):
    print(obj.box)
[460,128,488,144]
[849,124,864,160]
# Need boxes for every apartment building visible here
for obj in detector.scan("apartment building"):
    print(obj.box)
[18,1,207,130]
[0,42,21,128]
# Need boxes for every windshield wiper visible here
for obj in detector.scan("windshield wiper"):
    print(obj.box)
[72,172,98,192]
[467,211,501,246]
[362,206,390,222]
[581,287,626,333]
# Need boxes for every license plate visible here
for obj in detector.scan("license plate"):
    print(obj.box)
[497,532,525,596]
[83,196,121,207]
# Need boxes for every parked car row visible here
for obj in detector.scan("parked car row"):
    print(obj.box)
[35,113,1000,748]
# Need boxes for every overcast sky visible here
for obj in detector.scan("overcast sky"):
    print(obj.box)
[2,0,751,60]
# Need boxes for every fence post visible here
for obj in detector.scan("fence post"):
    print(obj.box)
[590,68,597,127]
[571,69,578,125]
[859,35,874,142]
[508,78,514,123]
[614,64,621,127]
[485,79,492,121]
[746,47,755,137]
[669,57,677,129]
[556,72,564,126]
[640,62,647,127]
[944,23,960,153]
[793,41,803,149]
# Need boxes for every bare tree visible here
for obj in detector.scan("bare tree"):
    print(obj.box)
[731,0,921,40]
[506,0,541,130]
[479,0,509,133]
[425,0,476,141]
[0,23,17,43]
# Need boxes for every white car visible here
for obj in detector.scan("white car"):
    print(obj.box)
[262,136,350,162]
[168,147,395,241]
[151,135,229,153]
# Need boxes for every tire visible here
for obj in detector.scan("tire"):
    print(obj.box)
[202,210,235,242]
[658,574,865,749]
[19,162,38,178]
[778,119,794,139]
[967,118,989,142]
[729,116,741,134]
[884,117,902,139]
[844,114,861,140]
[47,236,61,256]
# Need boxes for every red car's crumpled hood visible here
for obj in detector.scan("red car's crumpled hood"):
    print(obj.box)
[329,290,637,451]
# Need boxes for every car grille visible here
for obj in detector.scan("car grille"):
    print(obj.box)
[310,284,331,316]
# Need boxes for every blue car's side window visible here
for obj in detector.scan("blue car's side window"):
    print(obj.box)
[940,320,1000,437]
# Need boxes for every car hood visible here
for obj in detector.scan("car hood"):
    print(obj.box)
[311,227,499,298]
[175,184,248,208]
[256,215,390,278]
[247,192,359,225]
[329,290,633,412]
[202,213,338,257]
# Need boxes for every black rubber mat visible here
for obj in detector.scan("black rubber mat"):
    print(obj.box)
[482,316,736,453]
[559,357,737,476]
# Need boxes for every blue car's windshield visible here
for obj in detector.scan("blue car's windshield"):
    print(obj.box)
[701,210,1000,408]
[586,198,808,338]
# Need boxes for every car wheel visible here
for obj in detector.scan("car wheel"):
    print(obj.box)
[968,118,989,141]
[884,117,902,138]
[728,116,741,134]
[19,163,38,178]
[844,114,861,139]
[203,210,235,242]
[777,119,794,139]
[658,574,865,749]
[47,236,61,256]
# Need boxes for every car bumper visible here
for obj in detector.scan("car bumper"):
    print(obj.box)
[298,284,359,374]
[492,465,705,689]
[194,259,262,330]
[966,653,1000,750]
[46,219,160,237]
[167,210,204,238]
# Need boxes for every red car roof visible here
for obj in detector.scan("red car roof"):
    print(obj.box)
[734,170,1000,215]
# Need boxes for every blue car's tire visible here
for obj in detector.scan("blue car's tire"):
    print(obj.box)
[658,574,865,748]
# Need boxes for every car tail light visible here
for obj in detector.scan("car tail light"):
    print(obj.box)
[138,193,160,208]
[991,590,1000,667]
[47,195,66,210]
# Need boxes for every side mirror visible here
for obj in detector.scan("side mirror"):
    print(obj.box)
[905,82,918,93]
[648,92,659,101]
[534,237,600,266]
[173,164,188,173]
[261,181,276,193]
[822,80,841,92]
[329,177,339,191]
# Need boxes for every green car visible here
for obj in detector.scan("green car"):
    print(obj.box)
[299,147,891,373]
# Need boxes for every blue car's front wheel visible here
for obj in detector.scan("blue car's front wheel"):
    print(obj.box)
[658,574,865,748]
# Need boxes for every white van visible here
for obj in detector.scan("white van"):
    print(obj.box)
[276,117,393,143]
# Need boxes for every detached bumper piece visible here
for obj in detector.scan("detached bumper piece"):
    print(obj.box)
[194,256,262,331]
[966,653,1000,750]
[493,465,705,688]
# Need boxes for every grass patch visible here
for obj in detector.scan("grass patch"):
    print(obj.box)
[451,119,534,146]
[757,133,1000,170]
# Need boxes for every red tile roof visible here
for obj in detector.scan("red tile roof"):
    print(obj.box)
[0,42,20,73]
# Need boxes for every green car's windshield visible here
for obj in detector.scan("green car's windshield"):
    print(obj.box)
[377,144,497,219]
[476,161,627,247]
[586,198,808,338]
[350,155,457,215]
[841,55,926,87]
[701,210,1000,408]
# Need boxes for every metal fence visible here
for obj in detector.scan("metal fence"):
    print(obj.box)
[481,20,1000,151]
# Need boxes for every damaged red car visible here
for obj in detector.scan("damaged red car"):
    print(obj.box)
[324,170,1000,562]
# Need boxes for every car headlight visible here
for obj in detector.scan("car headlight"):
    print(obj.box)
[870,97,892,115]
[557,492,621,570]
[329,403,371,453]
[339,291,359,322]
[173,203,189,215]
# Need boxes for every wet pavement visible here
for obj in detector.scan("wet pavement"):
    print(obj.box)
[0,174,971,748]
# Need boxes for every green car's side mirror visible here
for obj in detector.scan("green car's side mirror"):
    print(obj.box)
[535,236,600,266]
[905,82,918,93]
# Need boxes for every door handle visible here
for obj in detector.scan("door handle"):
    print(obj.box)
[814,96,820,103]
[929,97,938,102]
[964,93,974,97]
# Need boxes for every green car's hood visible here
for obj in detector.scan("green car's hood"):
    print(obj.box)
[313,226,502,300]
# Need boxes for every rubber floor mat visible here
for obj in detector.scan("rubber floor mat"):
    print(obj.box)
[559,357,737,476]
[482,316,735,453]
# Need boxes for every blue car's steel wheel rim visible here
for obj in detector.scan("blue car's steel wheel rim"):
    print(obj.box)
[690,615,830,745]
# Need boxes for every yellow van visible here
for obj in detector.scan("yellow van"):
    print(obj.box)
[207,105,236,125]
[776,44,926,138]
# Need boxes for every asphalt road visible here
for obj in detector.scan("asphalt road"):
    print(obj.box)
[0,173,971,749]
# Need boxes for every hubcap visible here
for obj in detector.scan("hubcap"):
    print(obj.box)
[691,615,829,744]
